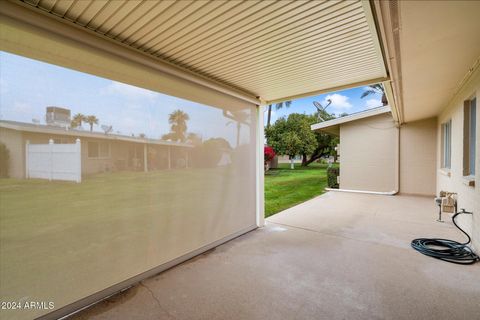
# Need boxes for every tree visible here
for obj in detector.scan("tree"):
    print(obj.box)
[266,101,291,128]
[190,137,231,168]
[265,113,316,169]
[224,110,249,147]
[302,110,338,166]
[162,110,190,142]
[71,113,86,128]
[187,132,202,146]
[85,115,99,132]
[361,84,388,106]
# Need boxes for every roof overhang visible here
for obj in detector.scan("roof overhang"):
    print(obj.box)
[372,0,480,123]
[311,106,391,135]
[1,0,389,106]
[0,121,194,148]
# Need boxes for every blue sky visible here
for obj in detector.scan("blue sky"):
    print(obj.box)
[0,51,249,146]
[0,51,383,140]
[265,86,384,125]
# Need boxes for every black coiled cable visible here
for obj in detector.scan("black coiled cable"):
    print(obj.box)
[411,209,479,265]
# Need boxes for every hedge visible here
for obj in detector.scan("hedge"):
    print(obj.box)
[327,166,339,188]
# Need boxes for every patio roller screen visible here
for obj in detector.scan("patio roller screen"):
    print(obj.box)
[0,13,257,320]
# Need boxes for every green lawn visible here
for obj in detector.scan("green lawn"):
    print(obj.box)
[0,168,253,320]
[0,163,328,319]
[264,162,328,218]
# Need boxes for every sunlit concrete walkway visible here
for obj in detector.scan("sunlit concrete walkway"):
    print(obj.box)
[73,192,480,320]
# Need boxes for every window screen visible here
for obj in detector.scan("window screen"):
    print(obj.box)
[469,98,476,175]
[441,119,451,169]
[88,141,99,158]
[464,97,476,176]
[0,51,257,320]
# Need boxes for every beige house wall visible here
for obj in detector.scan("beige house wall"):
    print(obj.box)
[0,127,24,178]
[400,118,437,196]
[339,113,397,192]
[0,129,188,178]
[437,68,480,251]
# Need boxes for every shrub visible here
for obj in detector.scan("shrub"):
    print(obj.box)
[264,146,276,163]
[0,143,9,178]
[327,166,339,188]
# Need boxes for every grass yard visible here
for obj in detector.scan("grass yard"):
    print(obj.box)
[0,162,329,319]
[0,168,254,320]
[264,163,329,218]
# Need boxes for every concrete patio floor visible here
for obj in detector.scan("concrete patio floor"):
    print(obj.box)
[72,192,480,320]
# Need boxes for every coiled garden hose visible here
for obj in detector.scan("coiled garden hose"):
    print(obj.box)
[411,209,479,265]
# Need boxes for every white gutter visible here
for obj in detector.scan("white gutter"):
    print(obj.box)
[325,188,397,195]
[311,106,391,131]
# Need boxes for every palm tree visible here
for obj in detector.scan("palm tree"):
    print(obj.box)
[224,110,249,148]
[85,115,99,132]
[187,132,202,146]
[361,84,388,106]
[266,101,291,128]
[71,113,86,129]
[162,110,190,142]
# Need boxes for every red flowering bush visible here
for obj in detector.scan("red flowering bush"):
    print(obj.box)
[264,146,276,163]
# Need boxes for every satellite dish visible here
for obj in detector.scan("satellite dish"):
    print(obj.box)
[32,118,40,125]
[101,125,113,134]
[313,99,332,121]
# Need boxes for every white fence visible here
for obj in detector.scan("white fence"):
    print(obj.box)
[26,139,82,183]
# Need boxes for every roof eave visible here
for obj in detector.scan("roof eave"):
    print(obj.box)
[311,106,391,132]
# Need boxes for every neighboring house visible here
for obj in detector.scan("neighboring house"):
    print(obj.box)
[0,120,193,179]
[312,106,437,196]
[1,1,479,319]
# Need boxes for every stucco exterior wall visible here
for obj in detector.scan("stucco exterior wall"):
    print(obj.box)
[0,127,24,178]
[437,68,480,251]
[81,139,128,175]
[400,118,437,196]
[339,113,397,192]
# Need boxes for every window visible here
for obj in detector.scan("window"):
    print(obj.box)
[441,119,452,169]
[88,141,110,159]
[99,142,110,158]
[463,97,476,177]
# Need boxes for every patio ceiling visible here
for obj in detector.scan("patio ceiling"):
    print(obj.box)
[13,0,388,104]
[374,0,480,123]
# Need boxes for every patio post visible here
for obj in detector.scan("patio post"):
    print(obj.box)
[143,143,148,172]
[25,140,30,179]
[256,104,265,227]
[168,146,171,170]
[49,138,54,181]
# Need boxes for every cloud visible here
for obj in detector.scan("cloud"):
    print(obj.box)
[323,93,352,110]
[0,101,43,123]
[102,81,157,100]
[12,102,35,115]
[365,98,382,109]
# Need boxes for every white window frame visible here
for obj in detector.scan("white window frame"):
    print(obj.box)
[463,97,476,178]
[441,119,452,170]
